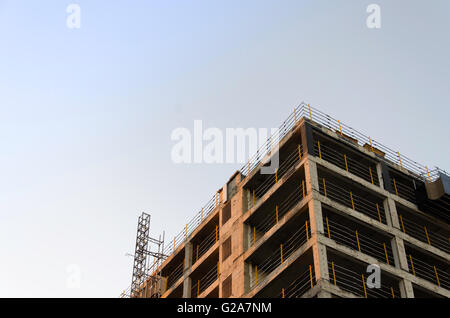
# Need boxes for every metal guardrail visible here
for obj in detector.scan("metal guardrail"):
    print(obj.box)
[314,140,379,186]
[318,177,387,224]
[250,222,310,290]
[328,261,401,298]
[398,214,450,254]
[249,181,307,247]
[408,254,450,290]
[239,102,447,183]
[278,266,315,298]
[324,216,394,265]
[191,264,219,298]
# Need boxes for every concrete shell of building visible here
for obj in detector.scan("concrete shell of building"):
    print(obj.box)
[131,104,450,298]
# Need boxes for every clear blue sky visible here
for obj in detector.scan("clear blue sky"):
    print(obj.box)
[0,0,448,297]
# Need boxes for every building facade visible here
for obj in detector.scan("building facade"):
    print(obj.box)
[130,104,450,298]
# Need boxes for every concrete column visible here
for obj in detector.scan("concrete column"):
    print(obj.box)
[312,242,330,284]
[182,277,192,298]
[184,242,193,271]
[182,242,193,298]
[305,158,329,286]
[399,279,415,298]
[300,121,315,156]
[385,197,400,229]
[308,199,324,235]
[305,159,319,194]
[376,162,384,190]
[391,237,409,271]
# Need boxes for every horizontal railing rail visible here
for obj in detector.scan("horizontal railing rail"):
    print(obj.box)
[314,141,379,186]
[249,145,304,205]
[328,261,401,298]
[398,214,450,254]
[249,181,308,247]
[277,266,315,298]
[193,228,219,265]
[191,264,219,298]
[318,177,387,224]
[408,254,450,290]
[324,216,394,265]
[250,223,310,290]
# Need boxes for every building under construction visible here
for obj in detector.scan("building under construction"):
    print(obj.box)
[123,103,450,298]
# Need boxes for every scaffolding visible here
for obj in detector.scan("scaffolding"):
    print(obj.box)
[126,212,167,298]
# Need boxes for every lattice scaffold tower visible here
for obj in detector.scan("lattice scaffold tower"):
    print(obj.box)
[130,212,167,298]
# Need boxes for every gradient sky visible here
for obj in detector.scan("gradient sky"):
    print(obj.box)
[0,0,448,297]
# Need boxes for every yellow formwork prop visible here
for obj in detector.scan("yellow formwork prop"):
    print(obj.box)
[317,141,322,159]
[424,226,431,245]
[305,220,309,240]
[302,180,305,198]
[326,217,331,239]
[369,167,374,184]
[361,274,367,298]
[409,255,416,276]
[280,244,284,264]
[383,243,389,265]
[393,178,399,196]
[376,203,382,223]
[397,152,403,168]
[331,262,336,286]
[434,266,440,287]
[355,230,361,252]
[399,215,406,233]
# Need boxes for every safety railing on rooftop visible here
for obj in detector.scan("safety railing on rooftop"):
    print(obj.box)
[250,223,310,290]
[240,103,447,184]
[408,254,450,290]
[318,177,387,224]
[324,216,394,266]
[398,214,450,254]
[328,261,401,298]
[163,193,219,258]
